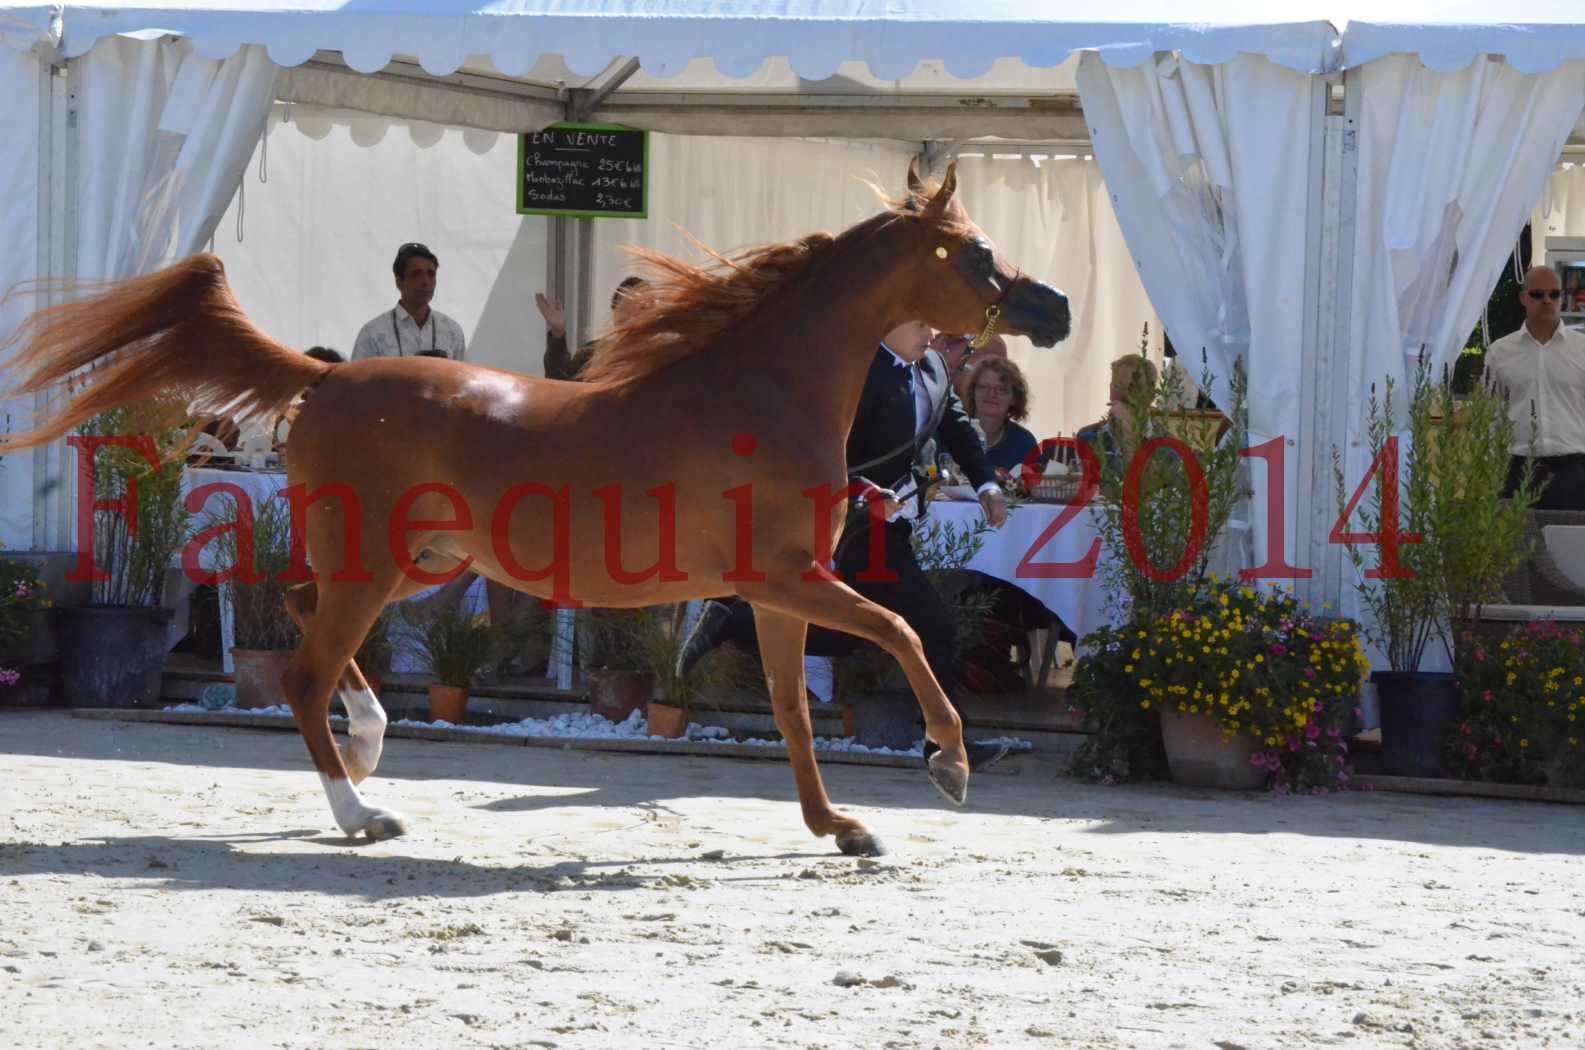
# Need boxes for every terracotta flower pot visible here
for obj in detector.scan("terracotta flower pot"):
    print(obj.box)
[231,648,294,710]
[647,701,688,739]
[427,683,469,724]
[588,669,653,723]
[840,706,858,739]
[1158,705,1266,790]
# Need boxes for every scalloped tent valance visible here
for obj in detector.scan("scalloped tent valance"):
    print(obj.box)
[1340,2,1585,74]
[0,2,1344,78]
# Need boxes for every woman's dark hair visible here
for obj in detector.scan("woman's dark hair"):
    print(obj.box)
[305,346,344,364]
[392,242,439,278]
[611,275,647,309]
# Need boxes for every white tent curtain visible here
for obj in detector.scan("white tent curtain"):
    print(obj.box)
[74,35,279,281]
[952,154,1158,440]
[1349,55,1585,394]
[1075,50,1319,575]
[590,135,1154,440]
[213,106,547,375]
[1338,55,1585,672]
[0,43,41,550]
[591,134,914,311]
[1533,164,1585,241]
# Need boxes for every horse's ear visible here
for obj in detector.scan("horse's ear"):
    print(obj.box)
[924,161,958,215]
[907,155,925,193]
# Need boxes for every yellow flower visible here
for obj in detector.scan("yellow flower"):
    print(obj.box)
[1139,678,1153,689]
[1123,665,1134,674]
[1140,700,1152,710]
[1521,739,1530,749]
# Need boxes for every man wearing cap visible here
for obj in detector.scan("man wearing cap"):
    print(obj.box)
[352,242,467,361]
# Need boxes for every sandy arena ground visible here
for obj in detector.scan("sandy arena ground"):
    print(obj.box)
[2,710,1584,1050]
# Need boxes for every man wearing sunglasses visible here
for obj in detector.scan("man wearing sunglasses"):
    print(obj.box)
[351,243,467,362]
[1485,266,1585,510]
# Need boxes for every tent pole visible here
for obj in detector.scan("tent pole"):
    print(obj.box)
[1301,70,1359,615]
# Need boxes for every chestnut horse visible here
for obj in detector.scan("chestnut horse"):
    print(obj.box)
[1,160,1069,855]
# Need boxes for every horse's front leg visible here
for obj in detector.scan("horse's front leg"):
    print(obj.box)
[742,573,969,808]
[751,606,886,857]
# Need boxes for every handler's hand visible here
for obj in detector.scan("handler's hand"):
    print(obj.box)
[534,292,566,338]
[980,488,1008,528]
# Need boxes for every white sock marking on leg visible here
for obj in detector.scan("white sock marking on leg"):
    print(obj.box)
[319,773,380,836]
[338,682,387,780]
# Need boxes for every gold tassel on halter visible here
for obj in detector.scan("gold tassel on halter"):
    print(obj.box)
[968,304,1001,349]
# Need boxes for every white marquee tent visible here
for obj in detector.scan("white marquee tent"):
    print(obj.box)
[5,2,1585,657]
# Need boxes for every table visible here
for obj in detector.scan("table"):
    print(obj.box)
[923,497,1252,643]
[924,498,1115,640]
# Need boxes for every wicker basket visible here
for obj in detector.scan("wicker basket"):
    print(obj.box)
[1029,475,1082,503]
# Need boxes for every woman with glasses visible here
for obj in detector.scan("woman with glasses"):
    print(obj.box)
[961,356,1041,474]
[1485,266,1585,511]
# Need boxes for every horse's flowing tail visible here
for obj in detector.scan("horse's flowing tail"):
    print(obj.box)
[0,253,329,452]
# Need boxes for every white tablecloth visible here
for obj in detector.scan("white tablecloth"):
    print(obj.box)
[925,498,1252,643]
[924,498,1116,639]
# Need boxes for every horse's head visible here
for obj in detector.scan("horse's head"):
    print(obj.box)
[896,157,1071,350]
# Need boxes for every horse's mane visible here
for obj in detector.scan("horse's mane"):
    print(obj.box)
[578,180,968,385]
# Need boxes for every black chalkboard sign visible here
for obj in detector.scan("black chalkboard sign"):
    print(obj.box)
[516,123,648,219]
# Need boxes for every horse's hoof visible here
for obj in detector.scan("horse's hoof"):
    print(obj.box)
[927,752,969,807]
[837,830,887,857]
[362,811,408,841]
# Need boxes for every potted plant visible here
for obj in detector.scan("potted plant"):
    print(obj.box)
[56,409,191,708]
[206,492,300,709]
[582,608,654,722]
[0,557,51,706]
[1071,350,1252,783]
[1444,619,1585,789]
[1333,361,1539,777]
[610,604,749,739]
[408,605,507,724]
[1121,577,1368,791]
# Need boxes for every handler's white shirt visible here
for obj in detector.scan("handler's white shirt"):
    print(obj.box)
[1484,323,1585,456]
[351,305,467,362]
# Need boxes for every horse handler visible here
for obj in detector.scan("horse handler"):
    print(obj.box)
[678,319,1013,772]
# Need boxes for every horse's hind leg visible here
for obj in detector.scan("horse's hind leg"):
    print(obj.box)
[282,575,408,840]
[285,581,385,784]
[752,607,885,857]
[284,559,461,784]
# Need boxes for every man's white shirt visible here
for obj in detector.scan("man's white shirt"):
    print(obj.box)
[1484,323,1585,456]
[352,305,467,362]
[878,344,998,523]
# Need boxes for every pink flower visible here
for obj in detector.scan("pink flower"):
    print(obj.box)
[1327,727,1341,739]
[1288,739,1302,752]
[1463,743,1479,760]
[13,582,30,599]
[1305,722,1320,740]
[1304,668,1317,680]
[1482,690,1494,703]
[1311,699,1324,712]
[1271,643,1288,656]
[1474,648,1486,663]
[0,668,19,687]
[1249,752,1268,769]
[1460,722,1472,736]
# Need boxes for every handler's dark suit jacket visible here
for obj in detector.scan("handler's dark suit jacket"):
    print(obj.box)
[846,346,995,517]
